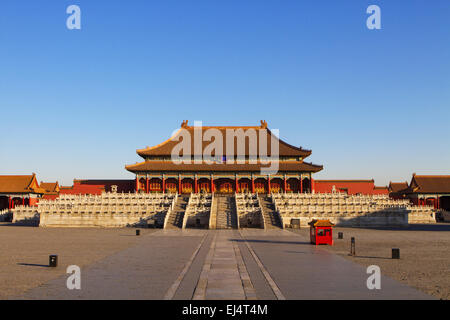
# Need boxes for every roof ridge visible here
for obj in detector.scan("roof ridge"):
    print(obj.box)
[315,179,373,182]
[414,175,450,178]
[181,120,268,129]
[0,174,34,177]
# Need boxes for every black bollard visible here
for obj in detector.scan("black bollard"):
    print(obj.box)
[338,232,343,239]
[136,229,140,236]
[392,248,400,259]
[49,255,58,267]
[350,237,356,256]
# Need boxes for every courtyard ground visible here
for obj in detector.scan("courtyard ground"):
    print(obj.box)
[289,223,450,300]
[0,223,444,300]
[0,223,152,299]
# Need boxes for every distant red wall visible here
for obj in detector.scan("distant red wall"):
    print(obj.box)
[315,180,388,195]
[29,198,40,206]
[60,184,104,195]
[75,180,135,193]
[41,194,60,201]
[37,179,136,204]
[373,187,389,195]
[59,179,135,196]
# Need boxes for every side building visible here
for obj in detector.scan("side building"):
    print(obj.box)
[0,174,45,210]
[390,174,450,211]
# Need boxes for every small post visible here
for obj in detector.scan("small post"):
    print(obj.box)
[49,255,58,267]
[392,248,400,259]
[136,229,140,236]
[350,237,355,256]
[338,232,343,239]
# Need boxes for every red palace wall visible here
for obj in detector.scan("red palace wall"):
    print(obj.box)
[59,179,135,196]
[373,187,389,195]
[60,184,104,195]
[314,180,388,195]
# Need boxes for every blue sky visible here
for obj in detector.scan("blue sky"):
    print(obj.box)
[0,0,449,186]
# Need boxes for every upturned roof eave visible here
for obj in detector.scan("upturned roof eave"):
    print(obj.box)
[124,161,323,174]
[135,124,312,158]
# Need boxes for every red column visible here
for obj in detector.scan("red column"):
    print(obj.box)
[146,177,149,193]
[194,176,198,193]
[311,178,315,193]
[300,178,303,194]
[22,198,25,206]
[211,176,214,193]
[135,176,139,193]
[267,176,271,194]
[178,176,182,195]
[251,176,255,193]
[235,176,239,193]
[162,177,165,193]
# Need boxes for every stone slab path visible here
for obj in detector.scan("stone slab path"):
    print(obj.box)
[193,231,256,300]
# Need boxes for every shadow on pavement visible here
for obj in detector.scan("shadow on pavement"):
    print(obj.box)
[350,255,395,260]
[0,223,37,228]
[230,238,310,245]
[17,263,50,268]
[345,223,450,232]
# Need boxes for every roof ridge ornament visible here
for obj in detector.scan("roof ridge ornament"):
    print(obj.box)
[181,120,189,128]
[260,120,268,128]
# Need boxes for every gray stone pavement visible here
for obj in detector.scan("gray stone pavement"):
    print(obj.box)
[17,229,433,300]
[238,229,433,300]
[20,230,206,299]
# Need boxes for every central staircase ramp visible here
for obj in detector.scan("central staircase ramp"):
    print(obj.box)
[215,194,238,229]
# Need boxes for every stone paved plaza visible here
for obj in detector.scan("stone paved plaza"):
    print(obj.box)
[0,224,435,300]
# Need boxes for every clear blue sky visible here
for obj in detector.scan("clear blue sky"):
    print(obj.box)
[0,0,449,186]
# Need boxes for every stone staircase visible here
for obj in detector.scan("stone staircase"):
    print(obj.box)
[165,195,189,229]
[215,195,238,229]
[259,195,282,229]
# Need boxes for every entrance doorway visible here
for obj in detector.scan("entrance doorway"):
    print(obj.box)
[214,178,235,193]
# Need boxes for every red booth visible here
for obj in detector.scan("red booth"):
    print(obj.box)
[309,219,334,246]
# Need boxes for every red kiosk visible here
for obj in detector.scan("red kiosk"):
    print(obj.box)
[309,219,334,246]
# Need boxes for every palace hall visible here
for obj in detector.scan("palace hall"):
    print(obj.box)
[125,121,323,194]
